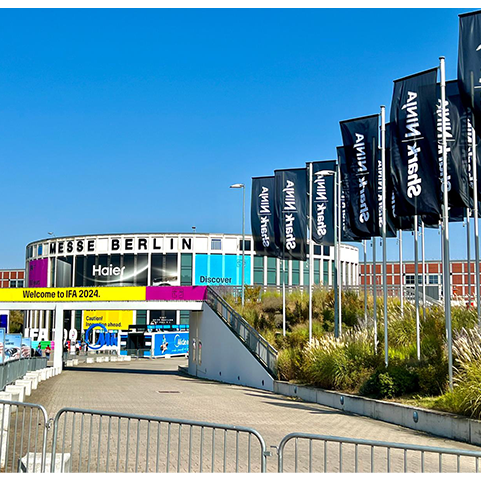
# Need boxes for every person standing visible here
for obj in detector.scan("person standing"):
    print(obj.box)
[45,345,51,360]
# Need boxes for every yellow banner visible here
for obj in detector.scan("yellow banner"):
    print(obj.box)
[83,310,133,330]
[0,287,146,302]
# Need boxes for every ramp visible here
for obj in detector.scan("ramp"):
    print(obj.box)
[188,288,277,391]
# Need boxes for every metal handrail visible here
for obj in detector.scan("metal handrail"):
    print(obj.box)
[205,287,277,378]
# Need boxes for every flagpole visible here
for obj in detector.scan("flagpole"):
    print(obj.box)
[282,259,286,336]
[308,162,313,344]
[441,56,453,389]
[337,161,342,337]
[471,70,481,324]
[381,105,387,364]
[421,220,426,320]
[334,164,340,338]
[363,239,368,325]
[414,215,420,361]
[467,208,472,306]
[372,238,377,342]
[399,230,404,317]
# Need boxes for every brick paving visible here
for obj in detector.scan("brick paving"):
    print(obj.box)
[23,358,481,472]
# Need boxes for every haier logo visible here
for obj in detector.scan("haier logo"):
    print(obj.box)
[92,264,126,277]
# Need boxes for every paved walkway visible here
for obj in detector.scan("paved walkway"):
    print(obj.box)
[25,358,481,472]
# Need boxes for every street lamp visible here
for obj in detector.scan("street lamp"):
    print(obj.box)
[230,183,245,307]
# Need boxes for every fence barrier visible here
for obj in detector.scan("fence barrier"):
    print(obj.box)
[50,408,268,473]
[276,433,481,473]
[0,400,49,473]
[2,400,481,473]
[0,357,48,391]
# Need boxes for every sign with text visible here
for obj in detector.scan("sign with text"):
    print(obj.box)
[83,310,133,331]
[5,334,21,362]
[152,331,189,357]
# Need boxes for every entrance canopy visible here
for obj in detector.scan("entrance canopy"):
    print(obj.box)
[0,286,207,370]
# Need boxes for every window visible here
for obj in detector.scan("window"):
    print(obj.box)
[314,245,322,255]
[239,240,251,251]
[137,310,147,326]
[323,246,330,256]
[323,260,329,285]
[267,257,277,285]
[254,256,264,285]
[211,239,222,250]
[314,260,320,284]
[9,280,16,288]
[303,261,309,286]
[429,274,439,285]
[181,254,193,286]
[17,280,24,288]
[406,275,423,285]
[292,260,300,286]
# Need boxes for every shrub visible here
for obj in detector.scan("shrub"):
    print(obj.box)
[277,347,303,381]
[359,363,418,399]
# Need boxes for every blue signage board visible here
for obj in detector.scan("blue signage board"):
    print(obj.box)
[194,254,251,286]
[153,332,189,357]
[0,315,8,331]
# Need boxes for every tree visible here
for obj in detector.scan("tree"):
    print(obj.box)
[9,311,24,333]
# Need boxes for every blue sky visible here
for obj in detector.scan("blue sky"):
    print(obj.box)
[0,8,476,268]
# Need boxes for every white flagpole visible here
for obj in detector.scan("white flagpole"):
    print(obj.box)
[414,215,420,361]
[381,105,387,364]
[282,259,286,336]
[467,208,472,307]
[308,163,313,344]
[471,70,481,324]
[334,164,341,338]
[399,230,404,317]
[363,239,368,325]
[372,239,377,341]
[421,220,426,320]
[441,56,453,389]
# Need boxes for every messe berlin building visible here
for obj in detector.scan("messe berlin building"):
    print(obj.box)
[24,233,359,342]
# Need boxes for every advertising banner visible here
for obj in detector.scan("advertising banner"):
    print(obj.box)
[310,161,336,246]
[152,331,189,357]
[0,286,146,302]
[440,81,470,208]
[21,337,32,358]
[0,329,4,364]
[390,68,440,217]
[340,114,380,237]
[338,146,371,241]
[458,11,481,133]
[251,176,280,257]
[28,258,48,288]
[194,255,251,286]
[83,310,133,331]
[5,334,22,362]
[274,168,307,261]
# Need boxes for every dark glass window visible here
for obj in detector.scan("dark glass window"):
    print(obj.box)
[180,310,190,325]
[323,260,330,285]
[122,254,135,286]
[85,256,96,287]
[292,260,300,286]
[136,254,149,286]
[75,257,86,287]
[151,254,178,286]
[303,261,309,286]
[254,256,264,285]
[323,245,330,256]
[314,245,322,255]
[314,260,320,284]
[267,257,277,285]
[137,310,147,326]
[239,240,252,251]
[181,254,193,286]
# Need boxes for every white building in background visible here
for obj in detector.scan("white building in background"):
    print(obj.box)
[24,232,359,341]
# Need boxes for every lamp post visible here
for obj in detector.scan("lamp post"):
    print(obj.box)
[230,183,245,307]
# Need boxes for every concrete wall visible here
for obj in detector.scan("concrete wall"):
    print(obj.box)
[275,381,481,446]
[188,306,274,391]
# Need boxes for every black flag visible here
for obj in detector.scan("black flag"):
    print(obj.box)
[251,176,280,257]
[310,161,336,246]
[340,114,380,237]
[274,168,307,261]
[458,11,481,134]
[439,81,470,209]
[337,146,369,242]
[390,68,440,217]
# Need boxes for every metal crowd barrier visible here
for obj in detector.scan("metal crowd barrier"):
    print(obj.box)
[0,400,49,473]
[276,433,481,473]
[50,408,268,473]
[0,357,47,391]
[205,287,277,377]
